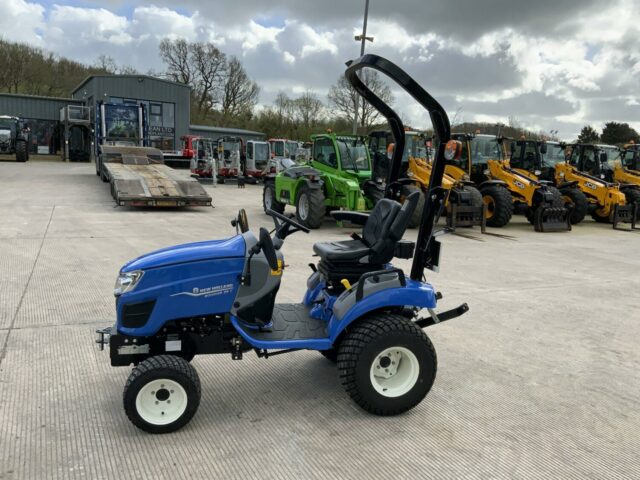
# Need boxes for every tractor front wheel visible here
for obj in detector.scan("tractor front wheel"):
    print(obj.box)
[338,313,437,415]
[402,184,425,228]
[15,140,28,162]
[480,185,513,227]
[560,187,588,224]
[295,184,325,229]
[123,355,201,434]
[263,182,285,214]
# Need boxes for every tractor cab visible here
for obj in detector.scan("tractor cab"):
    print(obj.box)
[449,133,505,184]
[311,133,371,184]
[509,139,546,174]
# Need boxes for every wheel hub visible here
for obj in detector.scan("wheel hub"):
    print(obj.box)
[136,379,188,426]
[298,193,309,220]
[370,346,420,398]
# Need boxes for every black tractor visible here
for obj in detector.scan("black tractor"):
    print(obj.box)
[0,115,29,162]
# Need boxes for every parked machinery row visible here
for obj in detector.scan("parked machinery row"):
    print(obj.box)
[263,130,640,232]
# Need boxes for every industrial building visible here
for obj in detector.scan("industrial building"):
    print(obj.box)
[0,75,263,160]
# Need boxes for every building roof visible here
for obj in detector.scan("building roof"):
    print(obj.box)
[0,92,83,103]
[189,124,264,137]
[72,74,190,95]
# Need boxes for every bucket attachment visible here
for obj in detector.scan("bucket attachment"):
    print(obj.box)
[612,203,639,231]
[533,205,571,232]
[446,203,486,233]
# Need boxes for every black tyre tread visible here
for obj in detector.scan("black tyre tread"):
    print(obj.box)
[402,184,425,228]
[123,355,201,434]
[337,314,437,416]
[546,186,565,208]
[560,187,588,224]
[591,209,611,223]
[367,186,385,207]
[296,185,325,229]
[263,183,285,214]
[624,188,640,206]
[15,140,28,162]
[466,185,484,207]
[481,185,513,227]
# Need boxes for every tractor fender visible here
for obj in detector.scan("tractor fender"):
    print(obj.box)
[327,278,437,343]
[478,179,508,189]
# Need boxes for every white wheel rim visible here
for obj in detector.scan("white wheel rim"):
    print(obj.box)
[298,193,309,220]
[369,346,420,398]
[135,379,188,426]
[264,189,272,209]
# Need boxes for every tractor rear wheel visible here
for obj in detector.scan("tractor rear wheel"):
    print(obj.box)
[480,185,513,227]
[295,184,325,229]
[402,184,425,228]
[123,355,201,434]
[338,313,437,415]
[560,187,588,224]
[262,182,285,214]
[591,208,611,223]
[15,140,28,162]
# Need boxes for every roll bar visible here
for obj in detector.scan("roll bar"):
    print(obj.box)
[345,54,452,281]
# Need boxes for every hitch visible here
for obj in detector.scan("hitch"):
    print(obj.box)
[415,303,469,328]
[95,326,112,351]
[534,205,571,232]
[612,203,639,231]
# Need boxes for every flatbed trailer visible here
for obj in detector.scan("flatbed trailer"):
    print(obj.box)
[98,145,212,207]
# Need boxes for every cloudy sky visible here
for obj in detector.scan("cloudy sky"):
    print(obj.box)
[3,0,640,139]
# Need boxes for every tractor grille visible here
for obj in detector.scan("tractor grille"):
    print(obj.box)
[121,300,156,328]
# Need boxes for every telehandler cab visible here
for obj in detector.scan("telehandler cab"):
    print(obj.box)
[602,142,640,192]
[368,130,485,230]
[96,54,471,434]
[263,133,383,228]
[560,143,639,229]
[509,139,588,224]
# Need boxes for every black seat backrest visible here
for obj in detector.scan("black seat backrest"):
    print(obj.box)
[389,191,420,241]
[362,199,401,264]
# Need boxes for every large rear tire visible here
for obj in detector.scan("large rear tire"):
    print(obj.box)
[295,184,325,229]
[123,355,201,434]
[15,140,28,162]
[402,184,425,228]
[624,188,640,207]
[480,185,513,227]
[262,182,285,214]
[338,313,437,415]
[560,187,588,224]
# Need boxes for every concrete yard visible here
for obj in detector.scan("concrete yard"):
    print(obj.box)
[0,159,639,479]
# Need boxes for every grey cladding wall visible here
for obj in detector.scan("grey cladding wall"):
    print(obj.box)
[0,94,82,121]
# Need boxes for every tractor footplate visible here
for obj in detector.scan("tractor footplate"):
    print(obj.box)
[446,204,486,233]
[612,204,639,231]
[534,206,571,232]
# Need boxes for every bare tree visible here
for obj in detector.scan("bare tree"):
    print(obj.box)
[94,55,117,74]
[328,71,393,130]
[191,42,227,117]
[159,38,193,85]
[294,91,324,128]
[222,56,259,118]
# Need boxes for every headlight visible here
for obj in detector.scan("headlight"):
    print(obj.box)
[114,270,143,297]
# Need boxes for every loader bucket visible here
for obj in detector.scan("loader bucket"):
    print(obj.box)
[612,203,639,231]
[533,206,571,232]
[446,204,486,233]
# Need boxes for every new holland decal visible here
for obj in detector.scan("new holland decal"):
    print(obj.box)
[171,283,234,298]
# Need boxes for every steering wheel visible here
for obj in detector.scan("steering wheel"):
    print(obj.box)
[265,209,310,238]
[231,209,250,233]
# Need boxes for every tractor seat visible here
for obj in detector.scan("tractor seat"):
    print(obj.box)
[313,191,420,265]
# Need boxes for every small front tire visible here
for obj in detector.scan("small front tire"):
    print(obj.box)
[338,314,437,415]
[123,355,201,434]
[263,182,285,214]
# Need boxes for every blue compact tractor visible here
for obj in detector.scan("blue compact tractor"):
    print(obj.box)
[96,54,469,433]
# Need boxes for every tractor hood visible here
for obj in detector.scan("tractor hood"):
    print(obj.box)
[121,235,245,272]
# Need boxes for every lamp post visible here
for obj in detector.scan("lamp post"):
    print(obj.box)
[352,0,373,134]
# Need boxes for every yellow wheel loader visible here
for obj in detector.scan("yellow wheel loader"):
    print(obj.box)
[448,133,570,232]
[559,143,639,230]
[369,130,485,230]
[609,142,640,191]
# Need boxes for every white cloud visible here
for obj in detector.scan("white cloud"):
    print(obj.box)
[0,0,44,44]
